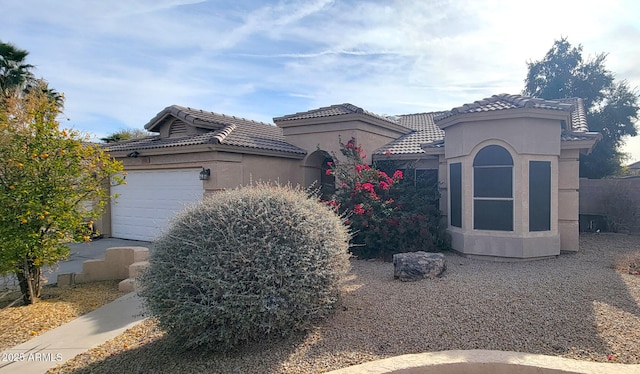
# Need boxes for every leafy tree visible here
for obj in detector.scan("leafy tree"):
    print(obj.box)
[100,128,151,143]
[0,41,35,102]
[524,37,639,178]
[0,80,124,304]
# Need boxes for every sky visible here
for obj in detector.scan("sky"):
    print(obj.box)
[2,0,640,162]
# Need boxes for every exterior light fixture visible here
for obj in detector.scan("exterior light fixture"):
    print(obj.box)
[127,151,140,158]
[199,168,211,180]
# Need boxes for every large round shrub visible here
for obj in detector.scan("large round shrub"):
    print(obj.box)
[139,183,351,351]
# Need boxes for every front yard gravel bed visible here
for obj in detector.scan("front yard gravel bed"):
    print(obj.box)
[49,233,640,373]
[0,280,127,351]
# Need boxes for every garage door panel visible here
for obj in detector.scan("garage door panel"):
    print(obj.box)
[111,169,204,241]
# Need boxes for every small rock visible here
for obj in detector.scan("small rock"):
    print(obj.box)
[393,251,446,282]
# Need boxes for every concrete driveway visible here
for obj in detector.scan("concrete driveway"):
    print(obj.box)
[44,238,154,283]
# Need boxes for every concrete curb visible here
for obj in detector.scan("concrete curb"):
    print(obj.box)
[324,350,640,374]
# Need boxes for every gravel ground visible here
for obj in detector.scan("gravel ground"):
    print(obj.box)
[0,280,127,351]
[49,233,640,373]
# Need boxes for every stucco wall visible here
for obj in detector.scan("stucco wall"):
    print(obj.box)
[116,148,303,192]
[443,116,561,159]
[442,115,567,259]
[579,177,640,233]
[558,149,581,250]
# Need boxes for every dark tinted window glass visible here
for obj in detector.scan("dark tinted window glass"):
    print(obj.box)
[529,161,551,231]
[474,167,512,198]
[450,163,462,228]
[415,169,438,188]
[473,145,513,166]
[474,200,513,231]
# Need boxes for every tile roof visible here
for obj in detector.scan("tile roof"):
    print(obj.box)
[273,103,400,126]
[435,94,588,132]
[106,106,306,155]
[374,112,445,155]
[376,94,593,157]
[144,105,267,131]
[561,97,589,132]
[106,94,595,158]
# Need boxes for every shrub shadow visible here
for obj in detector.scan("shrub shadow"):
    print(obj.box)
[67,327,313,374]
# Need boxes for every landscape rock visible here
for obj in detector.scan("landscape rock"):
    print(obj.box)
[393,251,446,282]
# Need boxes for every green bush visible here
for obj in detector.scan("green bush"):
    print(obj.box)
[327,138,449,259]
[139,183,351,351]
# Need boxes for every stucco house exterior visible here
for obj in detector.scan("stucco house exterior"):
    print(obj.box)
[101,94,599,260]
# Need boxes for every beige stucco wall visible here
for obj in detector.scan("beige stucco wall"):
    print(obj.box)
[442,115,566,259]
[104,146,304,236]
[115,147,303,191]
[211,153,304,189]
[278,116,410,166]
[558,149,580,251]
[443,116,561,159]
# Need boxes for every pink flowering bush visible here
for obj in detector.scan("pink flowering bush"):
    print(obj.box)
[326,138,449,259]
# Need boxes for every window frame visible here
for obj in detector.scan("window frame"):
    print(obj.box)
[472,145,514,231]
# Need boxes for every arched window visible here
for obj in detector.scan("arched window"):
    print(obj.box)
[473,145,513,231]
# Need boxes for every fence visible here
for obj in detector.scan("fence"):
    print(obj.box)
[579,177,640,233]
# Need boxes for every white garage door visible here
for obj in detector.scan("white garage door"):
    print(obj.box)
[111,169,204,241]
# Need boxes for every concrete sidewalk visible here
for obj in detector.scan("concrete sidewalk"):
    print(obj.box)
[0,291,145,374]
[0,238,152,373]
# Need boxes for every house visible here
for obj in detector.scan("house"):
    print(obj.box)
[627,160,640,176]
[101,94,600,260]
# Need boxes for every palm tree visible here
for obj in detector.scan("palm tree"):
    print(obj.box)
[24,81,64,110]
[0,41,35,101]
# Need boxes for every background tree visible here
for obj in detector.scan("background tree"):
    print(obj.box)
[0,80,124,304]
[1,41,63,111]
[100,128,151,143]
[0,41,35,102]
[524,37,639,178]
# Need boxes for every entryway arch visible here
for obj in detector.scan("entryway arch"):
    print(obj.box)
[304,150,335,199]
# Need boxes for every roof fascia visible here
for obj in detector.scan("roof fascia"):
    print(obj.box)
[276,112,412,135]
[560,133,601,154]
[108,143,306,160]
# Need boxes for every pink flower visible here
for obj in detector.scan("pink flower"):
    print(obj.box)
[355,182,362,191]
[353,204,365,215]
[355,164,364,173]
[326,161,333,166]
[325,169,332,175]
[379,181,390,190]
[393,170,403,180]
[362,183,374,192]
[385,198,394,204]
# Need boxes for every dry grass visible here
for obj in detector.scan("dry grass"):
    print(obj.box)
[614,251,640,275]
[0,281,127,351]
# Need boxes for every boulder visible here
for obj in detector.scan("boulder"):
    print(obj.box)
[393,251,445,282]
